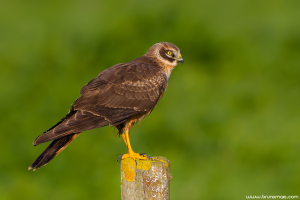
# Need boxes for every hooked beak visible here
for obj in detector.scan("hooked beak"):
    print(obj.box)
[177,53,184,64]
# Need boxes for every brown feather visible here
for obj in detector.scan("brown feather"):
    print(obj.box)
[33,110,109,145]
[29,133,80,171]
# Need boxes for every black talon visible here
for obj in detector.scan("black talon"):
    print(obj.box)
[139,153,151,160]
[117,154,124,163]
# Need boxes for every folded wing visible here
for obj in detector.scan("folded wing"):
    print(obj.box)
[33,59,168,145]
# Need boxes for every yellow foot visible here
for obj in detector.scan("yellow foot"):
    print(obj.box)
[117,152,149,162]
[122,152,148,160]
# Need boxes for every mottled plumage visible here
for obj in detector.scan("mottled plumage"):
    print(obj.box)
[29,42,183,171]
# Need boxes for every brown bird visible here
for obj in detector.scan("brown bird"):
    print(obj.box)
[28,42,183,171]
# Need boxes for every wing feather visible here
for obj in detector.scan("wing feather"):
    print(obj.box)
[33,110,109,145]
[73,58,168,126]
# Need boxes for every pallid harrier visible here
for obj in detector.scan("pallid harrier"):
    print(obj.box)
[29,42,183,171]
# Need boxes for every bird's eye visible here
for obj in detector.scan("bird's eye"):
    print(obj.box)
[167,51,173,56]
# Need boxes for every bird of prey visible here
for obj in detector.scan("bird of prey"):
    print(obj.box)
[28,42,183,171]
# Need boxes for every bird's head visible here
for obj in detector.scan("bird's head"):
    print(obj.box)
[145,42,183,67]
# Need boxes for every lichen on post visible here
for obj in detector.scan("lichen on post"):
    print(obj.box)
[120,157,171,200]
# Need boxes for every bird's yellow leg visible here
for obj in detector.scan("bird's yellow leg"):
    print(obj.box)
[121,130,148,160]
[121,132,128,146]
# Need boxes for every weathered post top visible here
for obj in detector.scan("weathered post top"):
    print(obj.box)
[121,157,172,200]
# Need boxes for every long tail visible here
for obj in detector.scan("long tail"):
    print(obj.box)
[28,133,80,171]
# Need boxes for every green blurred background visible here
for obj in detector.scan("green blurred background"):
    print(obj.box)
[1,0,300,199]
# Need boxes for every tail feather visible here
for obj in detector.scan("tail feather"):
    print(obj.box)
[29,108,109,171]
[28,133,80,171]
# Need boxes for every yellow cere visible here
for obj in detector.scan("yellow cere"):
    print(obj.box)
[179,53,182,58]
